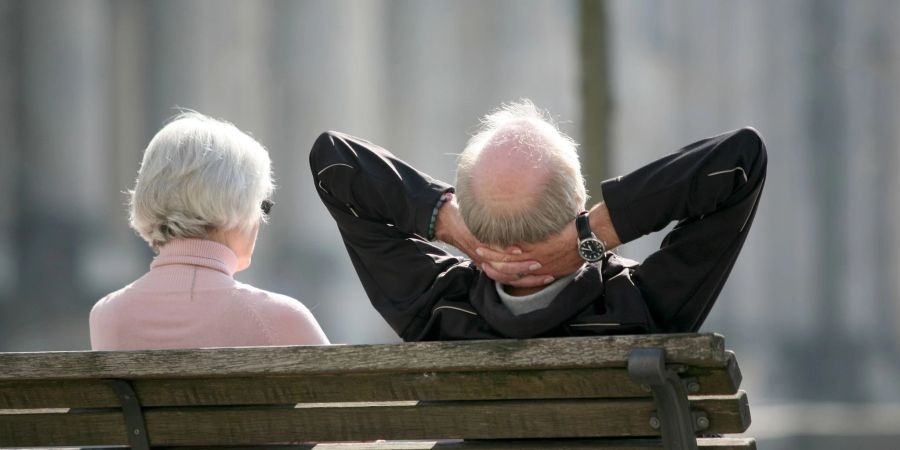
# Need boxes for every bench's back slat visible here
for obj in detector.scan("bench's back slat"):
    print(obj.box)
[0,353,741,408]
[0,334,727,380]
[0,394,750,447]
[0,409,125,447]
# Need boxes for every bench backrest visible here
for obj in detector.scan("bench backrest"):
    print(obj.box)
[0,333,750,448]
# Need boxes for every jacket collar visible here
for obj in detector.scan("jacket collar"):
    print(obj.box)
[470,264,603,338]
[468,253,640,338]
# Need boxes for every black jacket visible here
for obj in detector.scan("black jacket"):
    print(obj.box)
[309,128,767,341]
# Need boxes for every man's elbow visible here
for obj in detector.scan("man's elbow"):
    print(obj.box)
[727,126,767,175]
[733,126,766,155]
[309,131,341,171]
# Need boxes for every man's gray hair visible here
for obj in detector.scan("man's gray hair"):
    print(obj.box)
[129,111,274,251]
[455,100,587,247]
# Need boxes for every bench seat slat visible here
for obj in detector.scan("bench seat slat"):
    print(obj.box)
[0,394,750,447]
[0,360,741,408]
[0,334,727,381]
[158,438,756,449]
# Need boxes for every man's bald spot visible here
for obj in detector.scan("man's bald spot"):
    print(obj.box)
[469,119,557,216]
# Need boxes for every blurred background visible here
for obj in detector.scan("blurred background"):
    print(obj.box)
[1,0,899,448]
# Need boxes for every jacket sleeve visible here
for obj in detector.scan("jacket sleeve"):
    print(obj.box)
[600,127,768,332]
[309,131,475,341]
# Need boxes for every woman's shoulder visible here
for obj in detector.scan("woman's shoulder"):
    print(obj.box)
[231,282,315,317]
[232,281,329,345]
[89,282,142,349]
[90,282,138,317]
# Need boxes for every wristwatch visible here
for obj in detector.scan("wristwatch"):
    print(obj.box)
[576,211,606,263]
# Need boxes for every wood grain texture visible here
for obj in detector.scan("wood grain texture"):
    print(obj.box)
[0,365,739,408]
[0,334,727,381]
[0,409,126,447]
[721,351,742,392]
[156,437,755,449]
[0,395,749,446]
[693,391,752,432]
[0,334,748,448]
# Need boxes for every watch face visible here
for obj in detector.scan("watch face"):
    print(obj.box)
[579,239,605,262]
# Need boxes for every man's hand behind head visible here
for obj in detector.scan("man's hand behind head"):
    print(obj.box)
[435,193,550,287]
[477,220,580,286]
[477,202,622,287]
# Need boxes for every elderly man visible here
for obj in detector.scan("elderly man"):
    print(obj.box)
[310,100,766,341]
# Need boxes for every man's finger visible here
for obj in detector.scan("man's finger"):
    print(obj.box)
[481,263,517,283]
[503,274,556,288]
[482,263,553,287]
[476,246,522,263]
[488,260,542,275]
[504,246,523,255]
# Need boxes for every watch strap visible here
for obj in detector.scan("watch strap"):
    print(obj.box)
[575,211,593,240]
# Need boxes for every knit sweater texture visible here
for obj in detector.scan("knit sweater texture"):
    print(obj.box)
[89,238,329,350]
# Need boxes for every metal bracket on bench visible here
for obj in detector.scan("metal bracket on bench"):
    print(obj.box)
[628,348,700,450]
[105,379,150,450]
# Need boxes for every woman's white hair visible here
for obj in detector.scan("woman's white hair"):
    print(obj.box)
[129,111,274,251]
[455,100,587,246]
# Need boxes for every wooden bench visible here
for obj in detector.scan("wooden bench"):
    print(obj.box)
[0,333,753,449]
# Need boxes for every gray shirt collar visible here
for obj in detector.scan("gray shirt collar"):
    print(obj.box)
[495,272,578,316]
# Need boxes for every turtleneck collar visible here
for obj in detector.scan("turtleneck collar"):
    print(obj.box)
[151,238,239,277]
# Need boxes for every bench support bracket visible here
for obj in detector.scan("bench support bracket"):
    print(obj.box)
[628,348,698,450]
[105,379,150,450]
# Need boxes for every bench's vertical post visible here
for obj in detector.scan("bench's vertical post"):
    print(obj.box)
[105,379,150,450]
[628,348,698,450]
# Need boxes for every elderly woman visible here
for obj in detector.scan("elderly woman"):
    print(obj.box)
[90,112,329,350]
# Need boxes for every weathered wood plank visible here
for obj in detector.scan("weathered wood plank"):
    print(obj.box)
[693,391,751,432]
[0,409,126,447]
[0,379,117,408]
[0,364,739,408]
[683,350,742,398]
[0,395,749,446]
[157,437,755,449]
[0,334,727,380]
[717,351,742,392]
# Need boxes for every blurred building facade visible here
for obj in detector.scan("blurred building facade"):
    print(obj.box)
[0,0,581,347]
[1,1,899,448]
[609,1,900,446]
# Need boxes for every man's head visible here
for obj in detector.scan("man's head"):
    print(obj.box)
[455,100,587,247]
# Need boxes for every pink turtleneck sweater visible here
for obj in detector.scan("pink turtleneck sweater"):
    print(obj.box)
[90,239,330,350]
